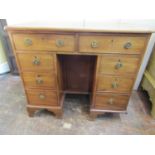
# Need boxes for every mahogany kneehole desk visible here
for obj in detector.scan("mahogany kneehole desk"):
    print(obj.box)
[6,27,151,120]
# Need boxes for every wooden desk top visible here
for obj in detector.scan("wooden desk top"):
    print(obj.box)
[5,21,155,33]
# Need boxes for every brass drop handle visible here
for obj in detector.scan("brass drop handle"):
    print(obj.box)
[56,39,64,47]
[36,75,43,84]
[32,56,40,65]
[124,42,132,49]
[24,38,33,46]
[107,98,114,105]
[111,81,119,88]
[115,59,123,69]
[91,40,98,48]
[39,94,46,100]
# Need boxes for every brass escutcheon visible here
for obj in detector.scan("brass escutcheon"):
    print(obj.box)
[56,39,64,47]
[24,38,33,46]
[124,42,132,49]
[39,94,45,100]
[115,59,123,69]
[91,40,98,48]
[32,56,40,65]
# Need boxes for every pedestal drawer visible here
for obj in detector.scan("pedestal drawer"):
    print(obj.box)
[99,54,140,75]
[26,89,58,106]
[97,75,134,93]
[79,34,148,54]
[13,33,75,52]
[17,53,55,71]
[95,93,129,110]
[22,72,57,89]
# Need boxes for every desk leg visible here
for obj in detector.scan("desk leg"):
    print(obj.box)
[55,112,63,119]
[89,113,97,121]
[48,108,63,119]
[27,107,36,117]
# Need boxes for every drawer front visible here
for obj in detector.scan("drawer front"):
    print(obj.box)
[26,89,58,106]
[79,35,113,53]
[99,55,140,75]
[13,33,75,52]
[97,75,134,93]
[17,53,55,71]
[79,35,148,54]
[22,72,56,89]
[95,93,129,110]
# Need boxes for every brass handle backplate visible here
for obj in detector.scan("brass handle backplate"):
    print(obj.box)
[32,56,40,65]
[107,98,114,105]
[124,42,132,49]
[39,94,46,100]
[36,75,43,84]
[56,39,64,47]
[111,81,119,88]
[115,59,123,69]
[24,38,33,46]
[91,40,98,48]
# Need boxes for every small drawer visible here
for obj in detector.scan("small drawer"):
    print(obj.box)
[94,93,129,111]
[112,35,149,54]
[13,33,75,52]
[26,89,58,106]
[79,35,113,53]
[17,53,55,71]
[97,75,134,93]
[22,72,57,89]
[99,54,140,75]
[79,34,149,54]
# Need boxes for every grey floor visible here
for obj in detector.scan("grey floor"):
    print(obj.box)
[0,73,155,135]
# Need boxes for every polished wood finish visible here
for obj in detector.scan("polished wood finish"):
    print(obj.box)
[99,54,140,75]
[17,53,55,71]
[96,75,134,93]
[13,34,75,52]
[6,26,151,119]
[26,89,58,106]
[94,93,129,110]
[22,72,56,89]
[79,34,148,54]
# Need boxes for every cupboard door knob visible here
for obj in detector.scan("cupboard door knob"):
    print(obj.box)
[32,56,40,65]
[124,42,132,49]
[108,98,114,105]
[115,59,123,69]
[39,94,45,100]
[111,81,119,88]
[91,40,98,48]
[24,38,33,46]
[56,39,64,47]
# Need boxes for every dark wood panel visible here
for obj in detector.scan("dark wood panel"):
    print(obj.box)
[58,55,97,93]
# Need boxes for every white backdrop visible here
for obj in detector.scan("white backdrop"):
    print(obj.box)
[3,0,155,23]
